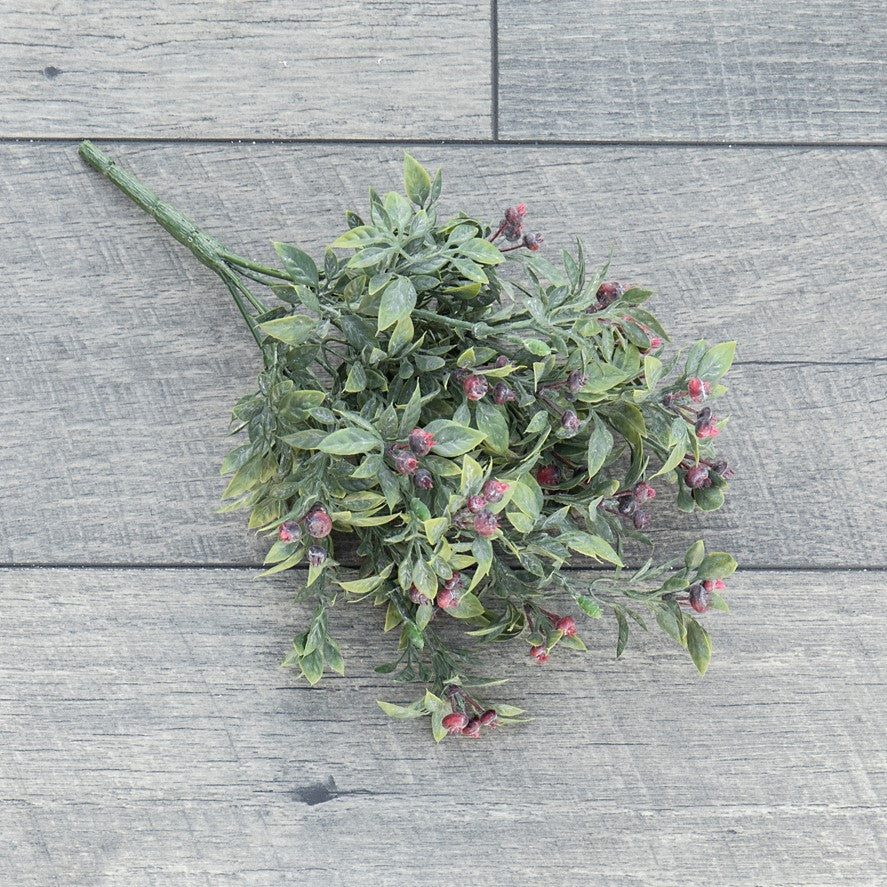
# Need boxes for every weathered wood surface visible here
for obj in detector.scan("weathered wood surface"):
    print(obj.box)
[0,1,491,139]
[498,0,887,142]
[1,568,884,885]
[1,143,884,567]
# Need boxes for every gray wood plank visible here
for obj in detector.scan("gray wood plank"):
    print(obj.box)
[1,567,884,885]
[0,1,491,139]
[498,0,887,142]
[1,143,885,567]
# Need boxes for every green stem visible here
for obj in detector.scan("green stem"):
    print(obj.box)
[78,140,267,351]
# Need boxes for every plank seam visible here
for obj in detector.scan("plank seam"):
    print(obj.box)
[2,136,886,150]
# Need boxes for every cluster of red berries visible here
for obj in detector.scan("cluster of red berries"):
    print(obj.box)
[528,612,577,665]
[278,504,333,567]
[442,708,498,738]
[489,204,543,253]
[688,377,711,403]
[453,479,509,539]
[386,427,439,489]
[611,481,656,530]
[436,571,466,610]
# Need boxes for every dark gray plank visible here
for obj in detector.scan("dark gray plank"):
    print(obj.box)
[0,1,491,138]
[498,0,887,142]
[1,143,885,567]
[1,568,884,885]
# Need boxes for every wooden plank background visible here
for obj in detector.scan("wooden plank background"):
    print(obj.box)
[1,2,885,884]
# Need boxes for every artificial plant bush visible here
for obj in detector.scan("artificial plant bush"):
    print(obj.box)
[79,142,738,741]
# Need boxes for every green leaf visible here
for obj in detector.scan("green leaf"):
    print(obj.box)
[695,552,738,581]
[655,603,683,644]
[474,400,509,454]
[577,596,603,619]
[378,276,417,332]
[684,540,706,570]
[511,476,543,520]
[524,339,551,357]
[697,342,736,382]
[403,154,431,206]
[318,427,381,455]
[562,531,623,566]
[457,238,504,265]
[377,700,424,719]
[273,242,319,288]
[411,559,437,597]
[460,454,484,495]
[586,417,613,478]
[424,517,449,545]
[506,510,536,534]
[299,649,324,685]
[449,591,485,619]
[338,575,384,594]
[686,619,712,675]
[615,608,629,658]
[258,314,316,346]
[424,419,486,457]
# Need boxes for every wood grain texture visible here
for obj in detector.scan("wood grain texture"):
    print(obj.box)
[1,567,884,885]
[0,1,491,139]
[498,0,887,142]
[2,143,885,567]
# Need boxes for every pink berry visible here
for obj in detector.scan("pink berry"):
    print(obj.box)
[715,579,727,591]
[474,509,499,538]
[463,374,489,401]
[278,520,301,544]
[408,585,431,606]
[530,645,549,665]
[408,428,435,457]
[688,378,711,402]
[688,584,710,613]
[442,712,469,734]
[494,355,509,368]
[436,587,458,610]
[307,545,326,567]
[413,468,434,490]
[535,465,561,487]
[567,370,587,394]
[493,381,516,404]
[390,446,418,475]
[443,571,463,591]
[305,509,332,539]
[522,231,543,251]
[561,410,580,435]
[634,481,656,503]
[467,495,487,513]
[684,465,710,489]
[482,480,509,503]
[648,337,663,350]
[596,282,624,307]
[461,718,482,738]
[479,709,498,727]
[555,616,576,637]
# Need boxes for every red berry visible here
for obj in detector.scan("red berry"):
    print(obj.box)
[467,495,487,513]
[278,520,302,544]
[305,510,333,539]
[530,645,549,665]
[561,410,580,435]
[633,511,651,530]
[307,545,326,567]
[696,423,720,440]
[688,584,710,613]
[390,446,419,475]
[688,378,711,402]
[473,509,499,538]
[461,718,482,738]
[442,712,469,734]
[567,370,587,394]
[436,587,458,610]
[647,337,663,350]
[408,428,435,457]
[494,355,509,368]
[443,571,464,591]
[493,381,516,404]
[702,580,715,592]
[408,585,431,606]
[684,465,711,489]
[463,374,489,401]
[413,468,434,490]
[555,616,576,637]
[453,508,475,529]
[479,709,498,727]
[482,480,509,503]
[535,464,561,487]
[634,481,656,503]
[505,205,527,225]
[715,579,726,591]
[522,231,543,251]
[596,282,624,307]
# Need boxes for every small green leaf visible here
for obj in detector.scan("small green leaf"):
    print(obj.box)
[273,242,319,288]
[424,419,486,457]
[378,276,417,332]
[457,238,504,265]
[586,417,613,478]
[524,339,551,357]
[684,540,706,570]
[475,400,509,454]
[403,154,431,206]
[686,619,712,675]
[695,552,738,581]
[563,531,623,566]
[577,596,603,619]
[318,427,381,455]
[697,342,736,382]
[377,700,424,719]
[449,591,485,619]
[258,314,316,346]
[615,608,629,658]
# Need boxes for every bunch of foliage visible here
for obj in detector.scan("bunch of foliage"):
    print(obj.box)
[79,142,737,740]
